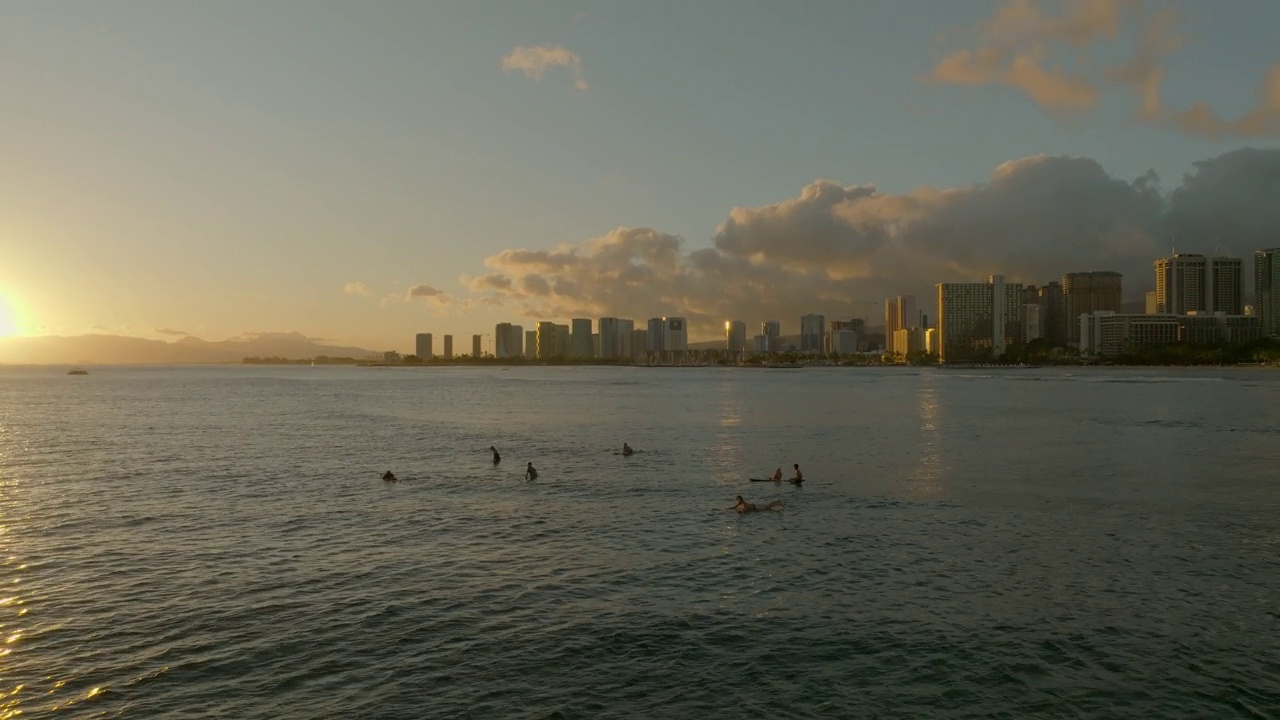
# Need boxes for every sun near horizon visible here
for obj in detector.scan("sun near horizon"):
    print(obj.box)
[0,291,24,338]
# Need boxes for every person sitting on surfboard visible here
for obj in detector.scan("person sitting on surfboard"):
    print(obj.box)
[382,471,398,482]
[490,446,501,464]
[771,467,783,482]
[622,443,634,456]
[790,464,803,485]
[729,495,782,513]
[525,462,538,481]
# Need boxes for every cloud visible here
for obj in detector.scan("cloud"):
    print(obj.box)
[386,283,458,316]
[502,44,588,91]
[156,328,190,336]
[923,0,1123,112]
[406,284,446,300]
[343,281,369,296]
[462,273,514,292]
[1160,65,1280,139]
[465,148,1280,338]
[1103,5,1181,120]
[928,1,1280,137]
[1159,148,1280,251]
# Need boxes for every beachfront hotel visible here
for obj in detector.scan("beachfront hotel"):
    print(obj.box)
[935,275,1025,363]
[1154,253,1244,316]
[1062,271,1122,345]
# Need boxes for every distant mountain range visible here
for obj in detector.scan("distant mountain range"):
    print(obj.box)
[0,332,381,365]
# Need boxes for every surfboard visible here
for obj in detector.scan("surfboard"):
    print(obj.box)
[748,478,780,482]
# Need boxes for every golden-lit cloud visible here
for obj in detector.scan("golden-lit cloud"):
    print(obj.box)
[1161,65,1280,139]
[927,0,1280,137]
[923,0,1123,112]
[1103,6,1181,120]
[465,149,1280,337]
[501,44,588,91]
[343,281,369,296]
[155,328,190,336]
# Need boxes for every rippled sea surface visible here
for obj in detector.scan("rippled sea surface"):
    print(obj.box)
[1,365,1278,719]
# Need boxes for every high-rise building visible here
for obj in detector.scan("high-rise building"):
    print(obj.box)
[884,295,918,335]
[472,335,482,358]
[1145,291,1158,314]
[662,317,688,353]
[726,320,747,355]
[536,321,557,358]
[1039,281,1065,346]
[598,317,624,359]
[1153,254,1241,315]
[830,318,865,353]
[570,318,593,358]
[1063,271,1123,344]
[1155,253,1207,315]
[524,330,537,359]
[510,324,525,357]
[1257,248,1280,336]
[892,327,926,357]
[630,328,647,359]
[1210,257,1244,315]
[885,296,920,354]
[553,324,570,356]
[495,323,524,358]
[619,319,634,358]
[443,335,454,359]
[1022,283,1063,346]
[762,320,781,352]
[935,275,1025,362]
[800,314,825,353]
[647,318,666,354]
[415,333,433,359]
[1023,304,1044,342]
[831,330,860,355]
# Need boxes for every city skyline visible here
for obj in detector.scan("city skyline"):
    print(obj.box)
[4,2,1280,349]
[410,243,1271,357]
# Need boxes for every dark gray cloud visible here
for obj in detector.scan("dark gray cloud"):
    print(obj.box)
[467,149,1280,337]
[1160,148,1280,251]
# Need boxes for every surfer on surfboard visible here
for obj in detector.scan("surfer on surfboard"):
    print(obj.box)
[790,464,803,485]
[525,462,538,481]
[748,467,785,482]
[382,471,398,482]
[622,443,634,456]
[490,446,501,464]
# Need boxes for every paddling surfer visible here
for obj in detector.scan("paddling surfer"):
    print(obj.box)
[729,495,782,513]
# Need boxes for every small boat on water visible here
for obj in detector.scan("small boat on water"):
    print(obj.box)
[67,368,88,375]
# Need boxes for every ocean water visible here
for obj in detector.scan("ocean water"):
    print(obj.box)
[1,365,1277,719]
